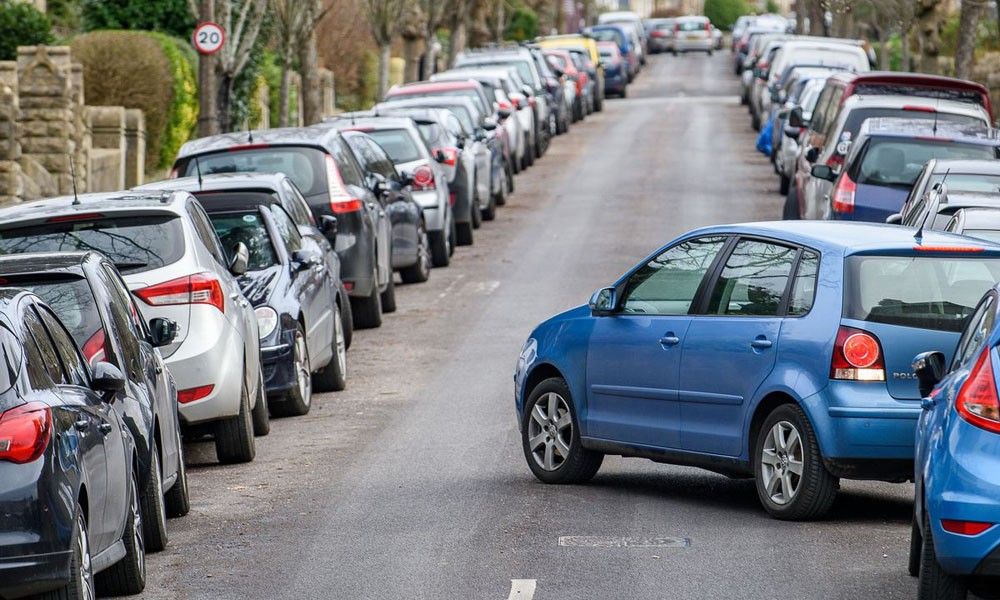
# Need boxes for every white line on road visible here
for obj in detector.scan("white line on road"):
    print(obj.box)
[507,579,537,600]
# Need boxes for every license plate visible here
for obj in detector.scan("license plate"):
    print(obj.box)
[686,33,700,40]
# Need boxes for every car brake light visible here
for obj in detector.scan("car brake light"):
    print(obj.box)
[831,326,885,381]
[412,165,435,191]
[903,105,936,113]
[955,349,1000,434]
[46,213,104,223]
[227,143,271,151]
[433,148,459,167]
[497,100,513,112]
[705,22,711,33]
[343,282,353,291]
[449,193,456,206]
[651,30,665,38]
[324,154,362,214]
[135,273,225,313]
[941,519,994,536]
[913,246,984,252]
[831,173,857,214]
[82,328,108,365]
[0,403,51,464]
[178,385,214,404]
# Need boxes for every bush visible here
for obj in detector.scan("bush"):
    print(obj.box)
[71,31,198,172]
[0,3,54,61]
[81,0,195,39]
[703,0,751,30]
[505,3,537,42]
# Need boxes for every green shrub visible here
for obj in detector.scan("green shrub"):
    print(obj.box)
[703,0,751,30]
[505,3,537,42]
[71,31,198,172]
[81,0,195,39]
[0,3,54,60]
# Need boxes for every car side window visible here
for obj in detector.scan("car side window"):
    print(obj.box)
[953,295,996,370]
[269,205,303,253]
[24,307,68,385]
[707,239,798,317]
[364,138,401,182]
[35,304,88,387]
[821,90,845,141]
[787,250,820,316]
[809,87,834,134]
[188,202,228,265]
[95,265,144,381]
[332,138,365,187]
[620,236,727,315]
[281,179,316,226]
[21,321,53,390]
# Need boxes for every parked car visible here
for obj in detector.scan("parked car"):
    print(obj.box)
[645,18,676,54]
[542,49,586,123]
[0,288,145,599]
[532,34,604,112]
[673,16,714,55]
[598,10,646,65]
[513,221,1000,520]
[910,288,1000,600]
[0,190,266,463]
[587,25,637,81]
[776,76,828,198]
[899,186,1000,230]
[597,42,628,98]
[203,195,347,417]
[810,119,998,222]
[944,207,1000,244]
[0,251,189,553]
[171,126,393,329]
[891,159,1000,225]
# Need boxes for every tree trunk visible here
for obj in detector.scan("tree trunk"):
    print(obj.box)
[916,0,944,75]
[300,25,322,125]
[423,33,437,79]
[217,72,234,133]
[806,0,824,36]
[376,43,391,101]
[954,0,986,80]
[197,0,218,137]
[902,27,911,72]
[795,0,806,35]
[403,36,419,83]
[448,1,467,68]
[279,54,293,128]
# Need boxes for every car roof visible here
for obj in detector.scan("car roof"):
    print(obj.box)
[927,158,1000,174]
[323,116,416,131]
[389,80,479,94]
[827,70,989,91]
[137,172,288,194]
[176,126,342,159]
[0,190,185,224]
[378,96,479,110]
[953,207,1000,227]
[0,251,95,276]
[942,191,1000,206]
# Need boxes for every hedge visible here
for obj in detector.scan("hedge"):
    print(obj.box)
[0,3,54,61]
[70,31,198,173]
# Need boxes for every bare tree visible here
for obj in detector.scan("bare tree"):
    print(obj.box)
[417,0,446,78]
[270,0,333,126]
[954,0,987,79]
[364,0,410,101]
[913,0,945,75]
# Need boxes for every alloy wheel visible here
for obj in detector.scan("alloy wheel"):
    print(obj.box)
[334,309,346,379]
[759,420,804,505]
[131,476,145,577]
[527,392,573,471]
[77,514,94,600]
[294,332,311,407]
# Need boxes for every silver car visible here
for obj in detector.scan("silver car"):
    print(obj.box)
[672,16,714,55]
[0,191,265,464]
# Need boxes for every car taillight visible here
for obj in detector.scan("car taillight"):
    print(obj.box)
[135,273,225,313]
[831,326,885,381]
[433,148,459,167]
[941,519,995,536]
[168,167,179,179]
[674,23,680,33]
[178,385,214,404]
[955,349,1000,434]
[831,173,856,214]
[705,22,711,33]
[651,31,665,38]
[412,165,435,191]
[0,403,51,464]
[497,100,513,112]
[324,154,362,214]
[82,328,108,365]
[449,193,456,206]
[527,96,536,108]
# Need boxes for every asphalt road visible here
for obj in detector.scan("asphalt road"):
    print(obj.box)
[142,51,923,599]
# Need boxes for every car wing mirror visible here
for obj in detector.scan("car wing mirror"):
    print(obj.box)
[805,147,820,164]
[149,317,178,347]
[810,164,837,181]
[885,213,902,225]
[319,215,338,236]
[787,106,804,128]
[229,242,249,276]
[91,361,126,401]
[783,123,801,141]
[482,117,498,131]
[475,128,487,141]
[497,108,512,119]
[434,149,447,164]
[912,351,946,400]
[400,171,414,187]
[291,249,321,271]
[588,287,617,317]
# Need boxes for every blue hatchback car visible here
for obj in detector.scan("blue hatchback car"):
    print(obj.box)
[910,287,1000,600]
[514,221,1000,520]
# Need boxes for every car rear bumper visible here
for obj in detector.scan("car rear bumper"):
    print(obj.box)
[674,39,712,52]
[412,189,447,232]
[0,551,72,599]
[335,227,377,297]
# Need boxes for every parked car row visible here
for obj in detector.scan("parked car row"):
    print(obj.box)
[729,31,1000,600]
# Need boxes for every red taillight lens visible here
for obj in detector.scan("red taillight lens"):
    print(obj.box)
[178,384,214,404]
[651,30,665,38]
[412,165,435,191]
[674,23,680,32]
[135,273,225,313]
[497,100,512,112]
[527,96,536,108]
[324,154,362,214]
[46,213,104,223]
[82,328,108,365]
[941,519,995,536]
[705,22,711,33]
[448,193,456,206]
[831,326,885,381]
[956,349,1000,434]
[0,403,51,464]
[433,148,459,167]
[831,173,857,215]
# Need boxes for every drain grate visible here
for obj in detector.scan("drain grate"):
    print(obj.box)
[557,536,690,548]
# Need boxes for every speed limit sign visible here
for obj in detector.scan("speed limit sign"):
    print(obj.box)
[193,22,225,55]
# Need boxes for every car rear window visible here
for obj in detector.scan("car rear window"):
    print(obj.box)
[590,29,626,46]
[366,129,422,164]
[852,139,997,187]
[181,147,327,198]
[927,173,1000,194]
[845,255,1000,331]
[11,276,102,354]
[678,20,707,31]
[843,108,986,140]
[461,60,534,87]
[208,211,278,270]
[0,215,184,274]
[415,122,447,147]
[390,90,486,115]
[853,84,986,111]
[963,229,1000,244]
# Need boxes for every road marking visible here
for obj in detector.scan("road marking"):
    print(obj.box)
[558,536,690,548]
[507,579,536,600]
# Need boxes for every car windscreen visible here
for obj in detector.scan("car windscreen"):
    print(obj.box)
[11,275,103,354]
[181,147,327,198]
[0,215,184,274]
[927,173,1000,194]
[208,211,279,270]
[852,139,997,187]
[845,255,1000,332]
[366,129,423,164]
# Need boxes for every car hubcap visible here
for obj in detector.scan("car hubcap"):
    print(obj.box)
[419,228,431,274]
[131,477,145,575]
[760,420,804,505]
[294,332,311,403]
[527,392,573,471]
[78,516,94,600]
[334,310,346,376]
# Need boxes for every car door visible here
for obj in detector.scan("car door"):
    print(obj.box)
[339,138,391,288]
[585,236,729,449]
[677,238,802,457]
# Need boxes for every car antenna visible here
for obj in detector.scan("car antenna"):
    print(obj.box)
[932,99,940,136]
[247,124,254,144]
[916,170,950,242]
[69,155,80,205]
[195,155,204,191]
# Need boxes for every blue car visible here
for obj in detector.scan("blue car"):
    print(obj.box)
[811,118,999,223]
[910,288,1000,600]
[514,221,1000,520]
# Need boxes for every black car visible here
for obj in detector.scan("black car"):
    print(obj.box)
[136,171,354,349]
[0,288,145,599]
[203,197,346,417]
[172,127,393,330]
[0,251,189,552]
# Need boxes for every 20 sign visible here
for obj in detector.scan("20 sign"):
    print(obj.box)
[193,22,225,55]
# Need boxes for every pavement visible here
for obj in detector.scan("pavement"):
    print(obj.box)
[142,51,924,599]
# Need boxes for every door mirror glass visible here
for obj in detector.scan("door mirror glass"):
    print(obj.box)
[149,318,178,347]
[229,241,249,275]
[319,215,338,236]
[291,249,320,271]
[912,351,946,398]
[589,287,617,316]
[91,361,126,399]
[788,106,804,128]
[811,164,836,181]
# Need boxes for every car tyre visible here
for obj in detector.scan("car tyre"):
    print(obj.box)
[919,510,969,600]
[470,190,482,229]
[754,404,838,521]
[505,161,514,198]
[164,426,190,518]
[909,508,923,577]
[96,470,146,596]
[39,507,94,600]
[251,369,270,436]
[214,376,256,464]
[429,230,450,267]
[456,219,474,246]
[339,284,354,350]
[350,276,383,329]
[272,324,312,417]
[779,174,790,196]
[139,441,168,553]
[521,377,603,485]
[783,183,800,220]
[401,223,432,283]
[484,179,501,221]
[312,303,347,393]
[380,276,397,313]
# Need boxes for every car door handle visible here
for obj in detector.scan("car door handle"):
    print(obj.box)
[659,335,680,346]
[229,292,242,300]
[74,419,89,432]
[98,423,113,434]
[750,338,773,349]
